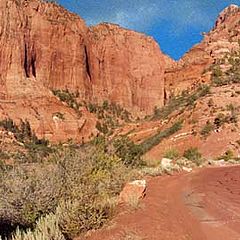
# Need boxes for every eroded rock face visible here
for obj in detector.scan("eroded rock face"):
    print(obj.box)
[0,1,239,142]
[0,0,95,142]
[0,0,167,114]
[0,0,91,98]
[87,23,166,115]
[0,0,168,142]
[164,5,240,99]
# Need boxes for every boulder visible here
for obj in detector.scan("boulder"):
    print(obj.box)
[161,158,173,169]
[212,160,227,167]
[182,166,193,173]
[119,180,147,204]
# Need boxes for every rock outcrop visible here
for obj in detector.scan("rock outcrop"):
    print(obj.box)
[0,0,239,142]
[164,4,240,99]
[0,0,95,142]
[87,23,166,114]
[0,0,168,141]
[0,0,167,113]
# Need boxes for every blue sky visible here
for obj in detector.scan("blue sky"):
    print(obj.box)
[58,0,239,60]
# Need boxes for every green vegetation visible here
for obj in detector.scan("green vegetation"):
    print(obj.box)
[88,101,132,136]
[140,120,183,154]
[0,118,52,163]
[200,121,215,137]
[0,144,136,239]
[214,109,238,128]
[0,115,185,239]
[218,150,235,161]
[152,85,210,120]
[12,213,64,240]
[183,147,202,166]
[0,119,44,144]
[113,136,143,167]
[96,121,109,135]
[164,148,179,159]
[87,101,131,122]
[200,103,239,138]
[0,150,10,160]
[52,90,132,135]
[211,46,240,86]
[52,89,82,116]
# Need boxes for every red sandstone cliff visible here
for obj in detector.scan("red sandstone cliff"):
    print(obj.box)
[0,0,167,114]
[0,0,96,142]
[87,23,166,114]
[164,4,240,99]
[0,0,239,142]
[0,0,168,143]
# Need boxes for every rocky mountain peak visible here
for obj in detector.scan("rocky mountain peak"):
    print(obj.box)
[215,4,240,29]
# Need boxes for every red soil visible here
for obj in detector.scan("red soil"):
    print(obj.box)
[82,166,240,240]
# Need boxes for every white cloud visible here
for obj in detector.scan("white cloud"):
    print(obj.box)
[86,1,160,32]
[66,0,238,36]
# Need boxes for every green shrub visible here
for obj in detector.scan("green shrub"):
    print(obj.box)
[113,136,143,167]
[214,111,238,128]
[218,150,234,161]
[102,100,109,110]
[52,148,130,238]
[152,85,210,120]
[88,103,97,113]
[0,143,134,238]
[164,148,179,159]
[57,200,111,239]
[0,150,10,160]
[183,147,202,166]
[200,121,215,137]
[96,121,109,135]
[211,48,240,86]
[140,120,183,154]
[0,118,53,162]
[52,89,81,113]
[212,65,223,78]
[197,84,211,97]
[214,113,226,128]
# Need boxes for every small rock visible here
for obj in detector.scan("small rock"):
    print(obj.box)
[161,158,173,169]
[119,180,147,204]
[182,166,193,173]
[212,160,227,166]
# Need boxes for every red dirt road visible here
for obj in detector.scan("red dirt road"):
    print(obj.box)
[83,166,240,240]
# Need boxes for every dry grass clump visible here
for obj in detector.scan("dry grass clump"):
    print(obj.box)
[0,164,62,228]
[0,145,134,239]
[11,213,64,240]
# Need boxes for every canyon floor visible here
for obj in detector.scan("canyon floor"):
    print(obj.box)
[81,166,240,240]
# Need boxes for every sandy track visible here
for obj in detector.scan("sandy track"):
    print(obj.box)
[81,166,240,240]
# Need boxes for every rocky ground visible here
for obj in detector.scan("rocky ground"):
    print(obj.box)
[80,166,240,240]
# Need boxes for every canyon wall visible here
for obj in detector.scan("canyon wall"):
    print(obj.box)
[0,0,167,115]
[0,0,239,141]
